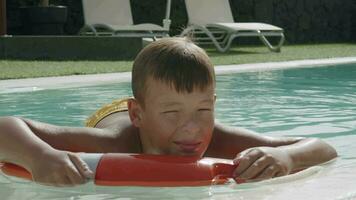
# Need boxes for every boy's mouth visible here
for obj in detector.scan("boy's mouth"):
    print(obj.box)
[173,141,201,153]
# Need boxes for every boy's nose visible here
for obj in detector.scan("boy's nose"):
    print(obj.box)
[181,120,200,135]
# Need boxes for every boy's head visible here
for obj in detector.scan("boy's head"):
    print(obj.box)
[128,37,216,157]
[132,37,215,106]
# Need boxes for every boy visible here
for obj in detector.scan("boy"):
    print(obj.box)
[0,38,337,187]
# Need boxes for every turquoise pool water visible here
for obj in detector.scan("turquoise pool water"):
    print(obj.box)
[0,63,356,200]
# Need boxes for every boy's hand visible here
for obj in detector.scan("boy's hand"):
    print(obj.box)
[29,149,94,187]
[232,147,293,183]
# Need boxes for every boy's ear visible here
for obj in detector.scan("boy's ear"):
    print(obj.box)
[127,98,143,127]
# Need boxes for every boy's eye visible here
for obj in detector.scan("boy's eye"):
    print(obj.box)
[198,108,212,112]
[162,110,178,114]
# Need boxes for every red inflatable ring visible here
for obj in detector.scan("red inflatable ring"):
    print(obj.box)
[0,153,237,187]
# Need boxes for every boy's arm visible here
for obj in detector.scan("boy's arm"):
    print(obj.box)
[19,118,121,153]
[0,116,121,186]
[207,122,337,182]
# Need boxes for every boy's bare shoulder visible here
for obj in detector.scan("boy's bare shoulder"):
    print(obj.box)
[95,111,141,153]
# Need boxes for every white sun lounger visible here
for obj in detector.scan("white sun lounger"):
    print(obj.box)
[79,0,171,39]
[180,0,285,52]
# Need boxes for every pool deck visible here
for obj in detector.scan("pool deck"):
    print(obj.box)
[1,57,356,93]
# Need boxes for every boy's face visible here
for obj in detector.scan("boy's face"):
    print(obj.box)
[129,78,215,158]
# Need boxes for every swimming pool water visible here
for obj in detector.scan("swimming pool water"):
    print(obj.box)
[0,63,356,200]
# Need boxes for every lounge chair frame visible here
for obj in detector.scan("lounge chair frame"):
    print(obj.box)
[180,0,285,52]
[79,0,171,39]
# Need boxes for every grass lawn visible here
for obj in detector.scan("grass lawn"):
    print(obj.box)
[1,43,356,80]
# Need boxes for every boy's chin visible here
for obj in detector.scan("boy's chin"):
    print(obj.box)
[172,150,203,158]
[144,148,202,157]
